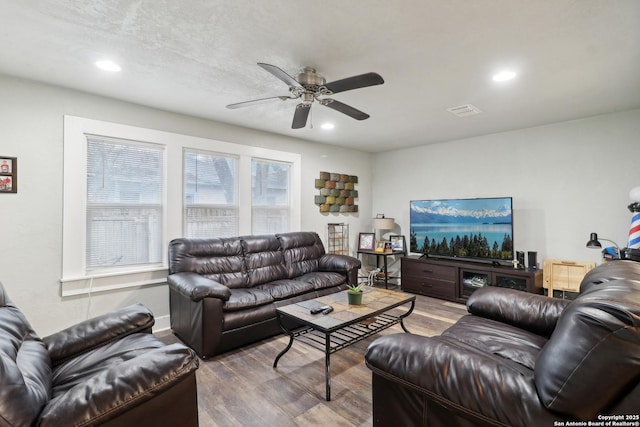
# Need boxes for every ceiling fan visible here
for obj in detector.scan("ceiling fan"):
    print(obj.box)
[226,63,384,129]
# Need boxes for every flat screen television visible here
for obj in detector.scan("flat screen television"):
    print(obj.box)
[410,197,513,263]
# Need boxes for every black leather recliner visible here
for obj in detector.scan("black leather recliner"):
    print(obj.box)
[0,280,199,427]
[365,260,640,426]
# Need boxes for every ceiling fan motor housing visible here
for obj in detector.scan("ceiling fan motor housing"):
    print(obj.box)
[297,67,326,92]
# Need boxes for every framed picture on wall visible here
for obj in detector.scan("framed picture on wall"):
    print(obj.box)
[0,157,16,193]
[358,232,375,251]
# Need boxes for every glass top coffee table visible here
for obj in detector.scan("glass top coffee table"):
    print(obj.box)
[273,287,415,401]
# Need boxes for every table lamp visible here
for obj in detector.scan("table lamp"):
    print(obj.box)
[586,232,621,259]
[373,214,395,243]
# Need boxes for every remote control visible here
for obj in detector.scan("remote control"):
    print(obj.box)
[321,306,334,315]
[310,305,331,315]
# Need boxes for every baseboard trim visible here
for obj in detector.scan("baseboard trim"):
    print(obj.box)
[153,314,171,333]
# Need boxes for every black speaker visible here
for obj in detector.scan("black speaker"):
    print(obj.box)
[527,251,538,270]
[516,251,525,268]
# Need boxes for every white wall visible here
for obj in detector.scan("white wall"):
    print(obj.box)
[373,109,640,273]
[2,72,638,336]
[0,74,372,335]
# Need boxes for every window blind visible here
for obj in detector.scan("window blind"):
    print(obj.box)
[86,136,164,270]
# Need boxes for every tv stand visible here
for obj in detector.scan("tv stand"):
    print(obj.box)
[401,256,542,303]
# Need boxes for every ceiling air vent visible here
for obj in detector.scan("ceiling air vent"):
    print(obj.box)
[447,104,482,117]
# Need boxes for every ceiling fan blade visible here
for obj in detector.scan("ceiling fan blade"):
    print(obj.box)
[320,99,370,120]
[258,63,300,87]
[292,103,311,129]
[226,96,292,109]
[323,72,384,94]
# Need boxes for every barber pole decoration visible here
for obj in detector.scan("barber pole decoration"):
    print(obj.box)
[629,206,640,249]
[629,186,640,250]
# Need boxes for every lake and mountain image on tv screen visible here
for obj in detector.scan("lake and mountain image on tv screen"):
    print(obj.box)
[410,197,513,260]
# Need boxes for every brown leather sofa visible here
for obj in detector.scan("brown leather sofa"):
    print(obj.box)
[365,260,640,427]
[0,280,199,427]
[168,231,361,358]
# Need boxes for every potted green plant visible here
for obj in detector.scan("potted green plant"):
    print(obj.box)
[347,283,365,305]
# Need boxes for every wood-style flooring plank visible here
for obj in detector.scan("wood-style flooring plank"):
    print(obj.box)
[158,293,467,427]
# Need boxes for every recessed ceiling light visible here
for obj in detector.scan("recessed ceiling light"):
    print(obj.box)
[321,123,335,130]
[95,60,121,72]
[492,70,517,82]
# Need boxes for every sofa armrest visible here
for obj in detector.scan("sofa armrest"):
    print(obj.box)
[467,286,571,337]
[39,343,199,426]
[44,303,154,365]
[167,271,231,302]
[318,254,361,285]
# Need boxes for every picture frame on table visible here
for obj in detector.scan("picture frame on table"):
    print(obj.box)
[389,235,406,252]
[357,232,375,251]
[0,157,17,193]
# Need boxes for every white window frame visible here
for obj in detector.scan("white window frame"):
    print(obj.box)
[62,116,301,296]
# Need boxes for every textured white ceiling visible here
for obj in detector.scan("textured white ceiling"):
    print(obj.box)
[1,0,639,152]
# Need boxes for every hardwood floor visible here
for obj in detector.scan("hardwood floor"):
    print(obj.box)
[159,292,467,427]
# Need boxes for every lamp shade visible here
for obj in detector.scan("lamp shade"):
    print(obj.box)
[372,217,395,230]
[586,232,602,249]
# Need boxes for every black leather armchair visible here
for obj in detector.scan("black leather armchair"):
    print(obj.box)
[0,280,199,427]
[365,260,640,426]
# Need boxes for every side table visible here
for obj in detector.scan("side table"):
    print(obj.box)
[357,249,406,288]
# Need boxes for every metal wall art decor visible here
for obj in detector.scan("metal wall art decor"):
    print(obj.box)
[314,171,358,213]
[0,157,17,193]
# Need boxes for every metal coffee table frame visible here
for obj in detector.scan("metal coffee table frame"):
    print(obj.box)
[273,289,415,401]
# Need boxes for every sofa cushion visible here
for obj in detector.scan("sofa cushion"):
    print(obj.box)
[278,232,325,278]
[580,259,640,292]
[50,333,166,397]
[222,288,274,312]
[168,237,248,288]
[535,278,640,420]
[297,271,346,290]
[0,293,52,427]
[467,286,570,337]
[242,235,288,286]
[255,280,315,300]
[442,315,547,370]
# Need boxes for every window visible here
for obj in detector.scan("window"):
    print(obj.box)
[252,159,291,234]
[62,115,301,296]
[86,137,164,270]
[184,150,238,237]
